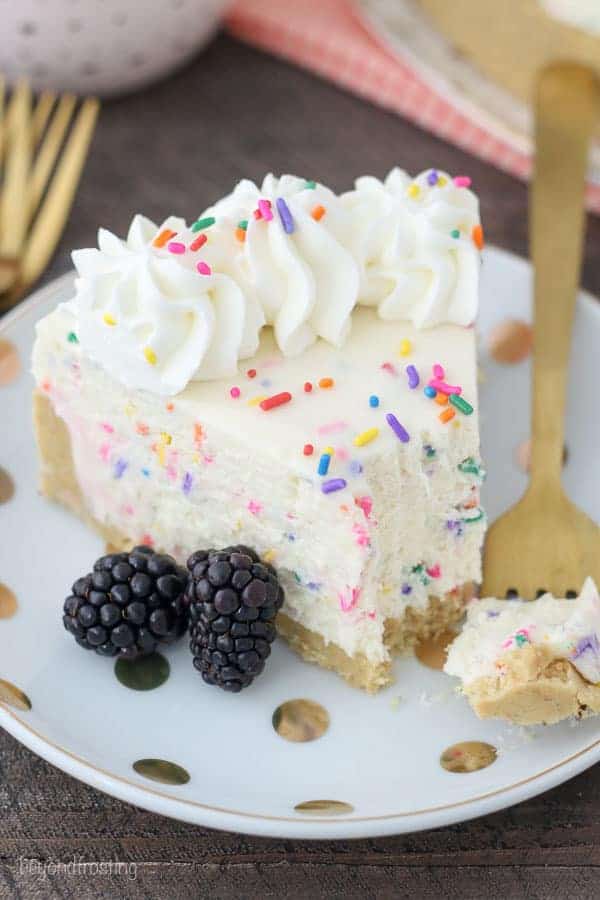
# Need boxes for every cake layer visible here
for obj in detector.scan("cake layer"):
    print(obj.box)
[33,299,484,685]
[445,580,600,723]
[34,386,474,692]
[456,645,600,726]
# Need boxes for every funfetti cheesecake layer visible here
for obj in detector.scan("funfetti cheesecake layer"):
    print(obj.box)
[32,168,486,692]
[445,579,600,724]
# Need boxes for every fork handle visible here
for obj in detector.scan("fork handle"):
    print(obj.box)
[529,64,599,491]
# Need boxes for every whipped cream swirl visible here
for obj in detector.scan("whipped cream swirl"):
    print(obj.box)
[200,174,359,355]
[70,215,264,395]
[68,169,482,395]
[341,168,480,328]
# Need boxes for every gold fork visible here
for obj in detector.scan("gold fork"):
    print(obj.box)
[0,77,99,311]
[482,63,600,600]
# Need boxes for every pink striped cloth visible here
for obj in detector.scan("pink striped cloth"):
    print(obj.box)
[226,0,600,212]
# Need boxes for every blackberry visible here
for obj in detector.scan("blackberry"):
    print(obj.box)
[63,546,189,659]
[186,545,284,692]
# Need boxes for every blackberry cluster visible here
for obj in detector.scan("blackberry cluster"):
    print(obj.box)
[63,546,188,659]
[186,545,285,692]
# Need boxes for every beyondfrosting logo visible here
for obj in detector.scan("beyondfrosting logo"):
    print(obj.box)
[18,856,137,881]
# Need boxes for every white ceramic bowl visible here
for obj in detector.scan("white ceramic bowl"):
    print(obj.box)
[0,0,231,96]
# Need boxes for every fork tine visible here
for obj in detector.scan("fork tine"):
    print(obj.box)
[18,96,99,292]
[0,74,5,166]
[31,90,57,146]
[27,94,76,224]
[0,81,31,292]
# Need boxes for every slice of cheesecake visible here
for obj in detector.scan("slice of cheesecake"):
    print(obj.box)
[32,169,485,692]
[445,579,600,724]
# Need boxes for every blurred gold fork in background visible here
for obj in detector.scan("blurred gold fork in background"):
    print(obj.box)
[0,77,99,312]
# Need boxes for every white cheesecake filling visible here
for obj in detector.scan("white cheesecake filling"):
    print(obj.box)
[445,578,600,685]
[34,301,484,663]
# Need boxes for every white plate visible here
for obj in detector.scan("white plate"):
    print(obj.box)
[1,246,599,839]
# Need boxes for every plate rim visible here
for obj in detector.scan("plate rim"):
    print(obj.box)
[2,252,600,839]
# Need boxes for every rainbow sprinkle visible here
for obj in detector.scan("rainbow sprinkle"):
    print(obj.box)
[369,395,379,408]
[427,170,438,186]
[322,478,347,494]
[259,391,292,411]
[276,197,295,234]
[191,216,215,232]
[196,261,211,276]
[406,365,419,389]
[153,228,176,248]
[167,241,185,254]
[450,394,474,415]
[318,452,331,476]
[424,385,436,398]
[311,204,325,221]
[454,175,472,188]
[385,413,410,443]
[353,428,379,447]
[258,199,273,221]
[399,339,412,356]
[189,234,207,252]
[429,378,461,396]
[114,458,128,479]
[182,472,193,495]
[143,346,157,366]
[230,386,241,399]
[304,180,316,190]
[103,313,116,326]
[472,224,484,250]
[248,395,266,407]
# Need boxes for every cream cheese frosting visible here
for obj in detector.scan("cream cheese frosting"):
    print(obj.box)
[445,579,600,685]
[66,169,482,396]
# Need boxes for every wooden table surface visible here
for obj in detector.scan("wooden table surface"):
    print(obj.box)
[2,34,600,900]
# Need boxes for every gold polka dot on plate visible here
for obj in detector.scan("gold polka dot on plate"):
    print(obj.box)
[440,741,497,773]
[0,339,20,386]
[0,467,14,505]
[515,439,568,473]
[272,699,330,743]
[294,800,354,815]
[0,584,17,619]
[0,679,31,711]
[415,629,457,670]
[487,319,533,364]
[133,758,190,785]
[115,653,170,691]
